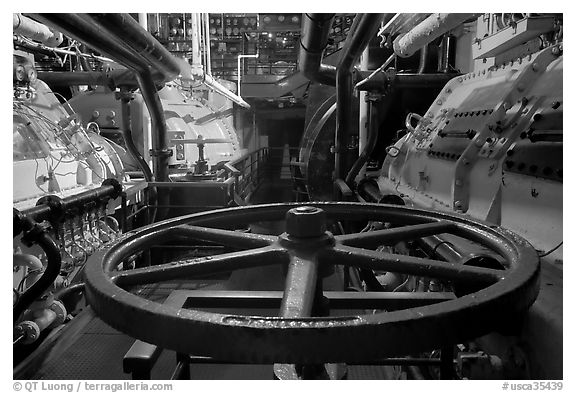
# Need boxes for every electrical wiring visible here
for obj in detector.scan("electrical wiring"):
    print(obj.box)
[51,91,77,115]
[538,241,563,257]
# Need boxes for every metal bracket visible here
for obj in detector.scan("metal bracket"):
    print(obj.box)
[452,45,561,213]
[149,148,173,158]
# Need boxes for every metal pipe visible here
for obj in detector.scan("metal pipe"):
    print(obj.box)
[13,179,122,237]
[378,13,430,41]
[237,54,259,97]
[354,71,456,92]
[13,36,115,64]
[30,14,157,76]
[135,72,170,182]
[418,235,503,269]
[190,13,202,66]
[204,13,212,75]
[439,34,456,73]
[203,72,251,108]
[36,70,140,88]
[418,44,428,74]
[86,13,181,81]
[119,91,154,182]
[13,220,62,322]
[14,13,63,47]
[138,13,148,30]
[335,13,384,182]
[358,47,370,154]
[345,95,385,185]
[298,13,337,86]
[393,13,478,58]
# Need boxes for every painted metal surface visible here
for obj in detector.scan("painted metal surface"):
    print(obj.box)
[379,45,562,263]
[84,202,539,364]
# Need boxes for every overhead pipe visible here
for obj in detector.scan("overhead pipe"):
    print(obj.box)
[14,13,63,47]
[34,14,250,108]
[298,13,337,86]
[377,13,430,44]
[335,13,385,183]
[393,13,479,58]
[13,36,114,64]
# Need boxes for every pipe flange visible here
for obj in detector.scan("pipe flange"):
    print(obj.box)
[102,178,123,199]
[16,321,41,345]
[49,300,68,326]
[36,195,65,222]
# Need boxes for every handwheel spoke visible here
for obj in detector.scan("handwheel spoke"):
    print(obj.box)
[336,221,457,249]
[323,245,505,286]
[110,246,288,287]
[279,255,319,318]
[175,225,276,249]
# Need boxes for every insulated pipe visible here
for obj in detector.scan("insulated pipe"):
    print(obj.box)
[13,220,62,322]
[393,13,478,58]
[298,13,337,86]
[14,13,63,47]
[335,13,384,182]
[377,13,430,41]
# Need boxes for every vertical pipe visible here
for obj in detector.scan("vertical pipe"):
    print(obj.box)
[204,13,212,75]
[191,13,202,67]
[417,44,428,73]
[138,13,148,30]
[135,72,170,182]
[439,34,456,73]
[119,91,154,182]
[335,13,383,183]
[358,47,370,154]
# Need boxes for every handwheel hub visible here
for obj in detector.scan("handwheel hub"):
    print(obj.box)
[285,206,327,238]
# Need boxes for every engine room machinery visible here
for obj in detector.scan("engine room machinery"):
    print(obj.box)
[12,12,563,382]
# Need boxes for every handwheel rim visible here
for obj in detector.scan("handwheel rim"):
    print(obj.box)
[84,202,540,364]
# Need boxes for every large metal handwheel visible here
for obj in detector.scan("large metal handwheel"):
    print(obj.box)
[84,202,540,364]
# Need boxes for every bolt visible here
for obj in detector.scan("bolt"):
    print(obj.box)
[532,63,539,72]
[455,179,462,186]
[551,46,560,56]
[285,206,327,238]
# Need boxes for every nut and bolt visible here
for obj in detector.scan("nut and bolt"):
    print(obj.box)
[285,206,327,238]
